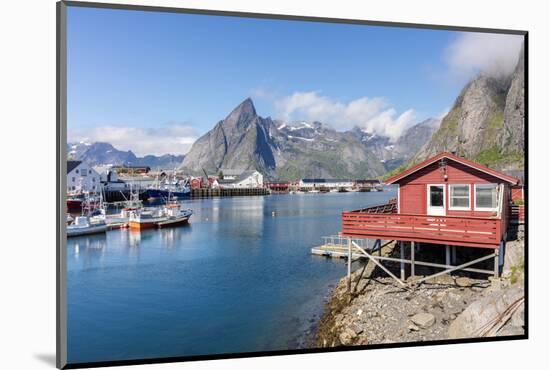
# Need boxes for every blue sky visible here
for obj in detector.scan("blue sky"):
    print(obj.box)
[67,6,524,155]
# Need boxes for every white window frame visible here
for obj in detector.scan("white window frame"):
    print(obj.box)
[449,184,471,211]
[426,184,446,216]
[474,183,499,212]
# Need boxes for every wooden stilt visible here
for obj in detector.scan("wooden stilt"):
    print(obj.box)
[451,246,457,265]
[494,246,500,278]
[411,241,415,278]
[445,245,451,267]
[415,252,497,285]
[400,241,405,280]
[347,237,352,292]
[351,241,407,288]
[499,240,505,268]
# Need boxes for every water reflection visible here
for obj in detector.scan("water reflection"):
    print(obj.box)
[159,225,192,248]
[67,191,396,363]
[69,234,107,268]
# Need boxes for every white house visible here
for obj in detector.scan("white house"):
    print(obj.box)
[67,160,101,194]
[218,169,264,188]
[93,165,118,182]
[298,178,355,189]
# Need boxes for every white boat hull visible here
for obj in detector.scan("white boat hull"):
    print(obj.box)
[67,223,108,237]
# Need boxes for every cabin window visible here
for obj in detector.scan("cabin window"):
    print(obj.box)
[449,184,471,210]
[475,184,498,211]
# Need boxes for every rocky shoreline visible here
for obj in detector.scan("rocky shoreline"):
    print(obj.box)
[313,226,525,348]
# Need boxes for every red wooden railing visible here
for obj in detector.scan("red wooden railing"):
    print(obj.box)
[354,198,397,214]
[342,211,502,249]
[509,204,525,224]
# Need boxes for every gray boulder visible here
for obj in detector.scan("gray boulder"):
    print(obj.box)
[448,286,524,339]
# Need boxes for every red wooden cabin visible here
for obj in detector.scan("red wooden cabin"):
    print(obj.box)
[342,152,520,250]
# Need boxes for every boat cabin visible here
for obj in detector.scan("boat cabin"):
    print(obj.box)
[342,152,520,249]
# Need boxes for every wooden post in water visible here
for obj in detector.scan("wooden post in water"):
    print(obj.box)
[347,237,352,292]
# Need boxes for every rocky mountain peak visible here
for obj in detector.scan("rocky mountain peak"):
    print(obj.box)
[411,41,524,171]
[224,97,257,129]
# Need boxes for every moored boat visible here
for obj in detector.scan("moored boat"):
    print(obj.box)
[157,203,193,228]
[67,216,107,237]
[128,209,166,230]
[145,188,190,200]
[67,197,83,212]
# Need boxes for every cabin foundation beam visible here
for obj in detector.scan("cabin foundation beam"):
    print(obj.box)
[351,241,407,288]
[451,246,457,265]
[445,245,451,269]
[494,246,500,278]
[347,237,352,292]
[411,241,415,278]
[414,252,497,285]
[400,241,405,281]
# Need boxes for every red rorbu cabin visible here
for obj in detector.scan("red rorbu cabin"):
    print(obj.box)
[342,152,520,253]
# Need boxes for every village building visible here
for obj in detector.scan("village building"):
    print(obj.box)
[111,165,151,175]
[93,165,131,192]
[355,179,382,190]
[217,169,264,188]
[299,178,355,190]
[339,152,521,287]
[67,160,101,194]
[265,180,290,192]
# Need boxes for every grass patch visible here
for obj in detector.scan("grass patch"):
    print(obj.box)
[510,258,524,285]
[474,145,524,168]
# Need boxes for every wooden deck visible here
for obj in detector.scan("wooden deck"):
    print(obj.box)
[342,202,503,249]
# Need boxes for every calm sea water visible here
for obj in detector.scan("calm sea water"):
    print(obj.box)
[67,191,395,364]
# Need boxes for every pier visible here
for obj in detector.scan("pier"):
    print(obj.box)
[190,188,269,198]
[311,235,385,259]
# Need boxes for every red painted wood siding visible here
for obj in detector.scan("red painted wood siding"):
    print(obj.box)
[397,160,510,219]
[399,184,425,214]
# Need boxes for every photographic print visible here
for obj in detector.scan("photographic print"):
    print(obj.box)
[58,2,527,368]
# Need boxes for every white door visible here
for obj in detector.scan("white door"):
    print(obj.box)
[427,184,446,216]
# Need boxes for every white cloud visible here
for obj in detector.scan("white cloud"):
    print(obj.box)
[274,91,416,141]
[68,123,198,156]
[445,33,523,78]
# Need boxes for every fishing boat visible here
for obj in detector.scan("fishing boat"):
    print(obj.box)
[66,197,83,212]
[95,189,143,228]
[128,202,193,230]
[145,171,190,200]
[146,187,190,200]
[128,209,165,230]
[67,216,107,237]
[157,202,193,228]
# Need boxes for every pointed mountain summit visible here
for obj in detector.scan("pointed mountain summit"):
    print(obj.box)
[180,98,279,175]
[223,97,258,132]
